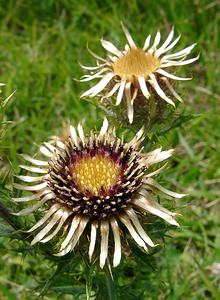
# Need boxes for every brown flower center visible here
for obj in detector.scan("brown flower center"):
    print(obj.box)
[112,48,160,81]
[72,154,122,196]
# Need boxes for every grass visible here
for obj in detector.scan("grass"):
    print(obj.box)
[0,0,220,299]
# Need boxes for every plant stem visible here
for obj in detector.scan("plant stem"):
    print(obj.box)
[86,281,91,300]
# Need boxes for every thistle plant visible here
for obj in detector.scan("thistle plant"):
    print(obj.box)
[0,22,199,298]
[13,119,185,268]
[80,24,198,124]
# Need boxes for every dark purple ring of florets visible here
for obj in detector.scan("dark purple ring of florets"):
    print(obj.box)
[48,135,145,219]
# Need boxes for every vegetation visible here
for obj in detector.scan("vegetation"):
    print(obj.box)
[0,0,219,299]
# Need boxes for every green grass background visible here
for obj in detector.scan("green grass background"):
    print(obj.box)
[0,0,220,299]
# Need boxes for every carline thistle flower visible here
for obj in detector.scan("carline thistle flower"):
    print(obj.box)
[13,119,185,268]
[80,24,199,123]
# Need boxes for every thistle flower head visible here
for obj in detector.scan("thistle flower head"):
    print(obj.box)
[80,24,198,123]
[13,119,185,268]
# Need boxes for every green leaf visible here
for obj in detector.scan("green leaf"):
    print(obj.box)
[157,114,199,136]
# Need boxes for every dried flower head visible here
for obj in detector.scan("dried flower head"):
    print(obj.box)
[13,119,185,268]
[80,24,198,123]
